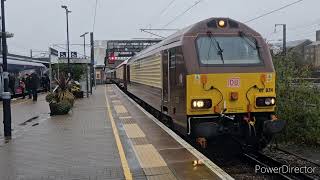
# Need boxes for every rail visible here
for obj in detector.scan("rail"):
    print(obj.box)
[243,151,316,180]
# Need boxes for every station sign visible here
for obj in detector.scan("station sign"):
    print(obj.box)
[50,48,59,56]
[60,52,67,58]
[71,52,77,58]
[105,40,161,66]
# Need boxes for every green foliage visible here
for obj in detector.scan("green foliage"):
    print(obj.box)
[49,101,72,115]
[56,100,72,114]
[273,53,320,145]
[47,75,75,115]
[52,64,86,81]
[45,93,55,103]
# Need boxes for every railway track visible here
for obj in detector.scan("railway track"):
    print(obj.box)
[275,147,320,168]
[243,151,316,180]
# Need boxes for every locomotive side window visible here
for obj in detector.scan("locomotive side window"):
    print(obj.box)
[196,36,262,65]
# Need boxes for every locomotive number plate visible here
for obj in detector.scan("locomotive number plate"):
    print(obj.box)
[228,78,240,88]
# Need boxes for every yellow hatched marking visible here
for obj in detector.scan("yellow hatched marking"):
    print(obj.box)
[104,85,132,180]
[112,100,121,103]
[119,116,132,119]
[123,124,146,138]
[114,105,128,114]
[134,144,167,168]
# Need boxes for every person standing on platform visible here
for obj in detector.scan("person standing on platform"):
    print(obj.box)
[30,72,39,101]
[25,74,32,99]
[44,74,50,92]
[9,73,16,96]
[20,77,26,99]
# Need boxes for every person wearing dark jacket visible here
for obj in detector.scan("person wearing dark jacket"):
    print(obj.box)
[25,74,32,99]
[20,77,26,99]
[8,73,16,96]
[30,72,39,101]
[45,74,50,92]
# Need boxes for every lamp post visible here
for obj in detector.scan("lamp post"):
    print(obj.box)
[80,32,89,98]
[61,5,71,77]
[1,0,12,139]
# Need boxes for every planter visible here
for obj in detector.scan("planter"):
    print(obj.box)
[49,101,72,116]
[73,91,84,98]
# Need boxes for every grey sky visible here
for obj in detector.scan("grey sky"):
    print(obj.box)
[4,0,319,56]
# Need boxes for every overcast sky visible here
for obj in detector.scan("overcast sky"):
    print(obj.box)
[4,0,319,56]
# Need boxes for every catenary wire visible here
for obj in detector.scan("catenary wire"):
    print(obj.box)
[162,0,203,28]
[245,0,304,23]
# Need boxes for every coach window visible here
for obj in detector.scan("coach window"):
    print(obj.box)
[169,49,176,68]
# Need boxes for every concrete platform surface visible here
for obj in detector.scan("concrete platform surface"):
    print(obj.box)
[0,85,232,180]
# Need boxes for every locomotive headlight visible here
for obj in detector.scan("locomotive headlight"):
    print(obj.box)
[265,98,272,106]
[197,101,204,108]
[256,97,276,107]
[193,101,198,108]
[191,99,212,109]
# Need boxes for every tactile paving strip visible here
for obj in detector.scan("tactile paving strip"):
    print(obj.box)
[133,144,167,168]
[114,105,128,114]
[123,124,146,138]
[120,117,135,124]
[147,173,177,180]
[130,137,149,146]
[112,100,122,105]
[143,166,172,176]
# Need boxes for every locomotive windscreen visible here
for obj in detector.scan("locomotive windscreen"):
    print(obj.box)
[196,36,262,65]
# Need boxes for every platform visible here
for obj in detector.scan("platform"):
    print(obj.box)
[0,85,233,180]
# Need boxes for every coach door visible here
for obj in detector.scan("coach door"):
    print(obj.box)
[162,51,170,114]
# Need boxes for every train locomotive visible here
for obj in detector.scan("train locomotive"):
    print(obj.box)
[111,17,285,150]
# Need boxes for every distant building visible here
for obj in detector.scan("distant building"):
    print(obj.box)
[269,39,312,61]
[305,41,320,69]
[287,39,312,58]
[304,30,320,69]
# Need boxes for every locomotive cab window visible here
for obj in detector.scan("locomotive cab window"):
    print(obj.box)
[196,36,262,65]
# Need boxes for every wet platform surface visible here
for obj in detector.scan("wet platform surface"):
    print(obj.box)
[0,85,232,180]
[0,94,50,138]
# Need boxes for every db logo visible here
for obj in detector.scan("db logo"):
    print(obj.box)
[228,78,240,88]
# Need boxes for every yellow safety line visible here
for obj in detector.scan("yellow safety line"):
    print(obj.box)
[104,85,133,180]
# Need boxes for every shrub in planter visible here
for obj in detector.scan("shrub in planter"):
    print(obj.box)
[58,90,75,107]
[70,81,84,99]
[49,101,72,116]
[56,100,72,114]
[45,93,55,103]
[47,74,75,116]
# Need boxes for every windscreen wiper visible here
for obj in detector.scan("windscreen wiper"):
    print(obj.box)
[207,32,224,64]
[239,31,259,50]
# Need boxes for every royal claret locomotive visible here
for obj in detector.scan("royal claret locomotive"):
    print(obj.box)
[110,17,286,150]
